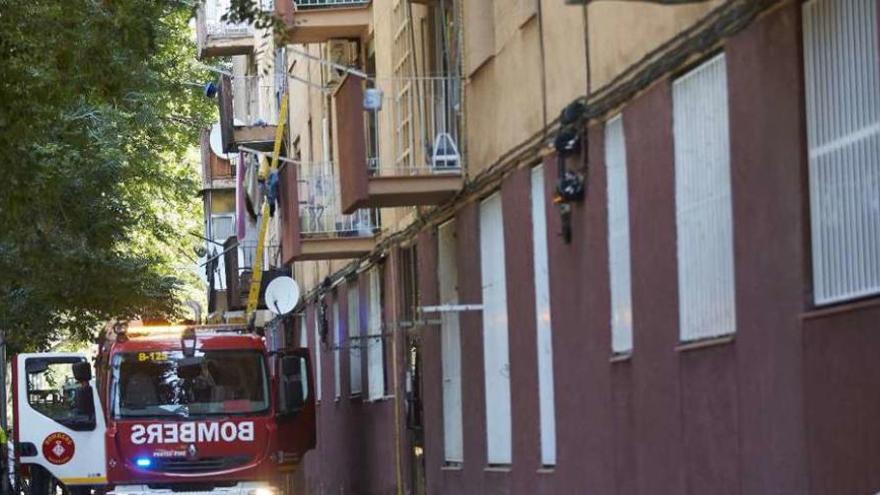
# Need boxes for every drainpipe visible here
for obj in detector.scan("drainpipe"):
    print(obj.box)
[388,252,404,495]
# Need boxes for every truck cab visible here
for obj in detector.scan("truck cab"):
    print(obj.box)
[12,324,315,495]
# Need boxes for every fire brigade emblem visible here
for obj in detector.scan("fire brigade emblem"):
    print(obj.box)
[186,444,198,459]
[42,432,75,465]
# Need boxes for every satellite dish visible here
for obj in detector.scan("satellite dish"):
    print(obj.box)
[264,276,300,315]
[209,124,230,160]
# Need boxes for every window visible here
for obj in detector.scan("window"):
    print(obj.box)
[26,357,94,431]
[438,220,463,463]
[480,193,512,464]
[803,0,880,304]
[367,267,387,400]
[333,298,341,399]
[111,351,268,418]
[348,282,363,396]
[673,54,736,342]
[211,213,235,242]
[314,306,322,402]
[531,165,556,466]
[606,116,633,354]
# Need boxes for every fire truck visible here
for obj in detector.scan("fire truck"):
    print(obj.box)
[11,322,315,495]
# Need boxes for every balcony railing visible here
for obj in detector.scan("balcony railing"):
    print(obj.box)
[200,129,238,190]
[366,76,463,177]
[298,162,379,238]
[278,0,372,43]
[231,74,286,126]
[206,0,253,36]
[238,240,282,272]
[196,0,256,58]
[294,0,370,9]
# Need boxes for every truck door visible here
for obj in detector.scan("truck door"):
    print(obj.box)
[274,348,316,468]
[13,353,107,487]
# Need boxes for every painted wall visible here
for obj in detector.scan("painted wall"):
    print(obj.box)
[361,4,874,495]
[587,1,724,90]
[278,2,880,494]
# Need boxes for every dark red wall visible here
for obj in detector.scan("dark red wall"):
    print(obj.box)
[802,301,880,495]
[295,282,398,495]
[726,3,809,493]
[290,4,880,494]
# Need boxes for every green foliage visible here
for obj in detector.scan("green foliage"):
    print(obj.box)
[0,0,215,352]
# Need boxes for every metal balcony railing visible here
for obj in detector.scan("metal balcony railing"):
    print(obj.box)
[293,0,370,10]
[365,76,463,177]
[231,74,287,126]
[297,162,379,237]
[203,0,254,38]
[237,240,282,272]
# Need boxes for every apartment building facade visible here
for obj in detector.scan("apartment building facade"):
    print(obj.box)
[196,0,880,493]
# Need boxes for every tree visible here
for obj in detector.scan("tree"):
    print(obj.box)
[0,0,216,352]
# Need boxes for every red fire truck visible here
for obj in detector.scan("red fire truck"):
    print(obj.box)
[11,323,315,495]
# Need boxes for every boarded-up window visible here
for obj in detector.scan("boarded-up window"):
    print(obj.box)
[531,165,556,466]
[606,116,633,354]
[672,54,736,342]
[438,220,463,463]
[348,283,362,396]
[480,193,512,464]
[803,0,880,305]
[367,267,386,400]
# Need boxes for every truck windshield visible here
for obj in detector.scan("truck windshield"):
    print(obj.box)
[111,350,269,418]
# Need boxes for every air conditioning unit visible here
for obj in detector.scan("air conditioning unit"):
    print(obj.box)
[323,39,358,87]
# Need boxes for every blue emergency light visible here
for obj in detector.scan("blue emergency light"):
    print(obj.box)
[135,457,152,468]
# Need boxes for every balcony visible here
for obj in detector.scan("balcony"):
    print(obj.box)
[280,161,378,262]
[277,0,372,44]
[335,75,464,213]
[218,74,285,153]
[200,128,237,192]
[195,0,255,59]
[222,238,287,311]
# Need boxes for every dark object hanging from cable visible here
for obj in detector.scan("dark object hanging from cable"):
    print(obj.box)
[552,101,587,243]
[318,277,332,349]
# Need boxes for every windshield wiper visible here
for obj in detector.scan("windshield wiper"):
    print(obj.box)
[157,404,190,417]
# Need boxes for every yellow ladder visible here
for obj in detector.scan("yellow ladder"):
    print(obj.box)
[245,93,289,323]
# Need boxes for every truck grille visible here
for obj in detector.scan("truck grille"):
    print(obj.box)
[154,456,250,473]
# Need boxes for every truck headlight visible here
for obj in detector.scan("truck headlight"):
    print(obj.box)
[249,488,276,495]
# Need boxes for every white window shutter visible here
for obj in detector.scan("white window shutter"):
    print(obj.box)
[531,165,556,466]
[673,54,737,342]
[480,193,512,464]
[605,116,634,354]
[348,284,362,395]
[803,0,880,304]
[367,268,385,400]
[299,315,308,348]
[438,220,463,463]
[314,308,322,402]
[333,300,341,399]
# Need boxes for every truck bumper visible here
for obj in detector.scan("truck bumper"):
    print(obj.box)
[108,482,276,495]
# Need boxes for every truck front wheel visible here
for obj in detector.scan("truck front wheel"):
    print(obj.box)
[28,465,54,495]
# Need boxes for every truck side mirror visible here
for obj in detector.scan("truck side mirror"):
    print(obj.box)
[278,355,306,416]
[72,361,92,382]
[72,384,97,431]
